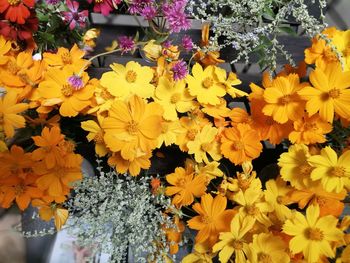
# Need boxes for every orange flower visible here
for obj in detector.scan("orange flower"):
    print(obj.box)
[31,126,65,169]
[220,123,262,165]
[32,199,69,230]
[43,44,88,72]
[0,174,42,210]
[263,74,306,124]
[289,114,332,144]
[165,167,207,207]
[107,150,151,176]
[37,68,95,117]
[0,35,12,65]
[81,120,108,157]
[102,95,163,161]
[164,216,185,255]
[0,0,35,24]
[0,90,28,138]
[0,145,34,179]
[187,194,235,247]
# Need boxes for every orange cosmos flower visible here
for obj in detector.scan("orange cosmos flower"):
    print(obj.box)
[187,194,235,247]
[81,120,108,157]
[107,150,151,176]
[0,90,28,138]
[31,126,65,169]
[165,166,207,207]
[43,44,88,72]
[37,68,95,117]
[263,73,306,124]
[102,95,163,161]
[220,123,262,165]
[289,114,332,144]
[164,216,185,255]
[0,145,34,179]
[0,35,12,65]
[0,0,35,24]
[298,62,350,123]
[32,199,69,230]
[0,173,42,210]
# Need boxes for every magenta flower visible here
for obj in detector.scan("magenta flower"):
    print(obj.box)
[140,5,157,20]
[62,0,88,30]
[181,35,193,51]
[67,75,84,90]
[46,0,60,5]
[162,0,191,33]
[88,0,121,16]
[171,60,187,81]
[118,36,135,54]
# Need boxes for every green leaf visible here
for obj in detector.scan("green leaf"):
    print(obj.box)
[263,7,275,20]
[278,26,297,36]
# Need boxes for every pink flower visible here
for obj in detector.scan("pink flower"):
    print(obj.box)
[88,0,121,16]
[171,60,188,81]
[162,0,191,33]
[118,35,135,54]
[62,0,88,30]
[181,35,193,51]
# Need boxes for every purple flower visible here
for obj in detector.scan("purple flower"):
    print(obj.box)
[163,40,172,48]
[118,36,135,54]
[171,60,187,81]
[181,35,193,51]
[62,0,88,30]
[140,5,157,20]
[128,0,153,15]
[162,1,191,33]
[68,75,84,90]
[46,0,60,5]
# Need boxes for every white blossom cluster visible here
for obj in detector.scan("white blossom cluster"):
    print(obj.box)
[187,0,327,70]
[66,161,174,263]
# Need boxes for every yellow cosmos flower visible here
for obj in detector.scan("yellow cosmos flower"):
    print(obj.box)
[87,82,115,115]
[263,73,306,124]
[278,144,314,190]
[188,194,236,247]
[154,77,194,121]
[214,67,246,98]
[108,150,151,176]
[307,146,350,193]
[81,120,108,157]
[0,35,11,65]
[100,61,155,100]
[157,119,185,148]
[298,62,350,123]
[142,40,162,61]
[83,28,100,50]
[196,161,223,181]
[332,29,350,71]
[186,63,226,105]
[165,166,207,207]
[212,213,255,263]
[102,95,163,161]
[187,124,221,163]
[264,179,292,222]
[182,244,214,263]
[37,68,95,117]
[246,233,289,263]
[43,44,88,72]
[283,205,344,263]
[0,90,28,138]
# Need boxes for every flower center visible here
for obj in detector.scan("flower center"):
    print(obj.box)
[61,52,72,64]
[276,195,284,204]
[176,178,186,187]
[304,122,318,131]
[126,70,137,83]
[306,227,324,241]
[232,240,243,250]
[328,88,340,99]
[93,131,104,144]
[201,215,212,224]
[7,0,21,6]
[299,164,313,176]
[170,93,181,104]
[14,184,25,195]
[95,0,104,3]
[161,123,169,133]
[100,88,114,100]
[324,49,338,62]
[202,77,214,88]
[7,61,20,74]
[280,94,292,104]
[330,166,346,177]
[265,117,275,126]
[126,120,139,135]
[246,205,259,216]
[232,141,244,151]
[201,142,213,152]
[187,129,197,140]
[258,253,272,263]
[61,84,74,97]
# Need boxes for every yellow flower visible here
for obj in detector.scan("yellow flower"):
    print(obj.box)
[83,28,100,50]
[0,90,28,138]
[43,44,88,72]
[81,120,108,157]
[182,244,214,263]
[307,146,350,193]
[212,213,255,263]
[332,29,350,71]
[186,63,226,105]
[0,35,11,65]
[165,167,207,207]
[263,73,306,123]
[188,194,236,247]
[108,150,151,176]
[37,68,95,117]
[246,233,289,263]
[143,40,162,61]
[196,161,223,181]
[102,95,163,161]
[87,81,115,115]
[157,119,185,148]
[214,67,246,98]
[283,205,344,263]
[100,61,155,100]
[298,62,350,123]
[264,179,292,222]
[154,77,194,121]
[187,124,221,163]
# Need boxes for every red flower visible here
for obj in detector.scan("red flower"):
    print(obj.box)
[88,0,120,16]
[0,0,35,24]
